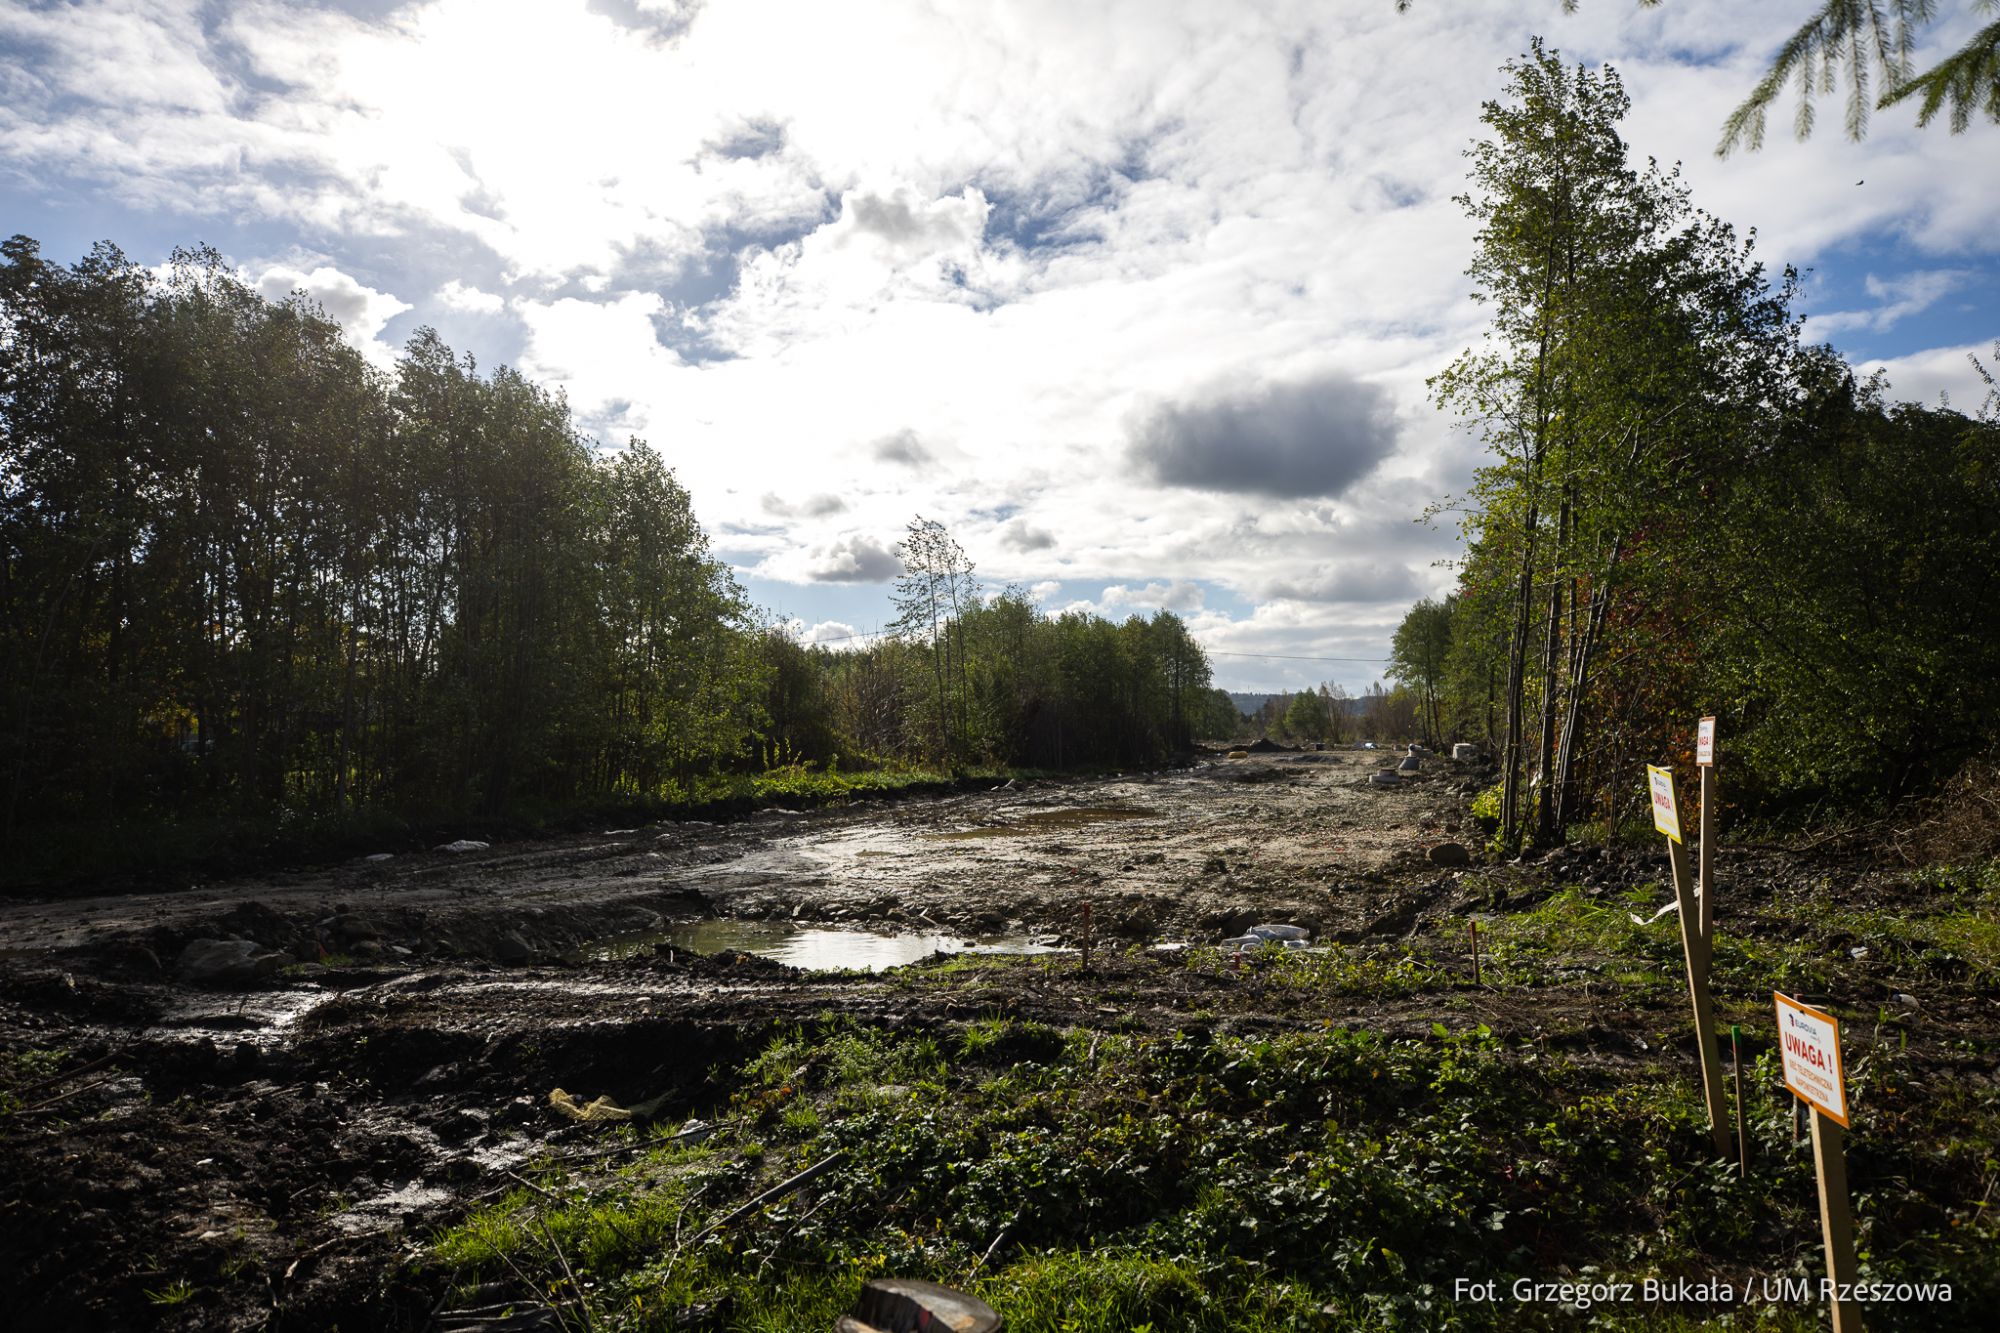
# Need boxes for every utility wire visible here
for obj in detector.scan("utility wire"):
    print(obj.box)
[784,624,1386,665]
[1203,650,1390,664]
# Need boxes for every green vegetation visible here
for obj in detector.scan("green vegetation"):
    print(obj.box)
[761,563,1217,774]
[1407,43,2000,850]
[425,964,1997,1331]
[143,1279,196,1306]
[0,239,1215,886]
[1395,4,2000,152]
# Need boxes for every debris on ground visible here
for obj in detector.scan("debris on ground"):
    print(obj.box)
[548,1088,634,1123]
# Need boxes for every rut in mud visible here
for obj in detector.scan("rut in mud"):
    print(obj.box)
[2,748,1995,1330]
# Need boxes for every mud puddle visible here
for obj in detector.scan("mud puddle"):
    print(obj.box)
[145,986,329,1047]
[922,805,1159,840]
[571,917,1063,970]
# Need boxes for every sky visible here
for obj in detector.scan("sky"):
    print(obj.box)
[3,0,1995,694]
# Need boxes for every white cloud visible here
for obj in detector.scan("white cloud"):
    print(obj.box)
[1103,579,1205,613]
[1856,339,2000,412]
[4,0,1996,676]
[250,260,410,363]
[797,619,865,646]
[1803,269,1968,340]
[435,278,505,314]
[760,533,903,585]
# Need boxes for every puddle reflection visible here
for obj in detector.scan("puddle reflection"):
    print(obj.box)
[923,806,1158,841]
[579,918,1061,971]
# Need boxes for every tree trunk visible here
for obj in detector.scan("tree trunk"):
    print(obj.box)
[1533,492,1571,844]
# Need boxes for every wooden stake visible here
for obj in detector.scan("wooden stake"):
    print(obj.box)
[1810,1110,1864,1332]
[1731,1024,1748,1179]
[1668,835,1729,1156]
[1468,920,1481,987]
[1698,763,1716,944]
[1080,899,1092,974]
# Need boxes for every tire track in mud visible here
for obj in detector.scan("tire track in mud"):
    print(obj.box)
[1,748,1496,1329]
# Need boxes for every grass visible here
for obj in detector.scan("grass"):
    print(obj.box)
[424,992,1998,1332]
[0,760,1062,893]
[143,1278,196,1306]
[413,856,2000,1329]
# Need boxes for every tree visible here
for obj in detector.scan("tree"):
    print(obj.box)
[1396,3,2000,150]
[1432,42,1800,847]
[1429,40,1650,849]
[1388,597,1454,745]
[1716,0,2000,151]
[890,516,979,766]
[1283,688,1334,742]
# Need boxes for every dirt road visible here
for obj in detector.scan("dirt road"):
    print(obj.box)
[7,748,1990,1330]
[0,749,1475,1328]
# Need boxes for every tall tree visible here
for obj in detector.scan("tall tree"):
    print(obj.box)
[1430,40,1647,848]
[890,516,979,766]
[1388,597,1454,746]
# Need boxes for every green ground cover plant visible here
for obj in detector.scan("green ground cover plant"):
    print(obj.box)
[425,950,1998,1332]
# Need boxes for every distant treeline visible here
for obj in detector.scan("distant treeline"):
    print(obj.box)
[0,237,1219,877]
[1382,48,2000,845]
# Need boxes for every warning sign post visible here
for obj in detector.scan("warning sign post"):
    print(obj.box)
[1776,993,1862,1332]
[1647,763,1728,1155]
[1696,717,1717,938]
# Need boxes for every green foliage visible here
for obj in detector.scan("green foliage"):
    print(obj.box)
[0,237,762,874]
[1387,596,1453,744]
[1698,374,2000,801]
[1421,43,2000,835]
[428,998,2000,1331]
[1715,1,2000,150]
[143,1279,196,1306]
[1279,688,1333,743]
[0,240,1221,883]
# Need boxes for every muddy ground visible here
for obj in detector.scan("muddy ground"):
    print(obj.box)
[1,747,1993,1329]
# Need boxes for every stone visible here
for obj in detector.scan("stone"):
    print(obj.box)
[839,1278,1002,1333]
[493,932,533,965]
[177,937,285,987]
[1452,743,1478,761]
[1427,842,1472,868]
[435,839,490,853]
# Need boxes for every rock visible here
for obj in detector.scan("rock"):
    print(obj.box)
[1247,923,1309,941]
[1367,771,1402,786]
[363,852,395,863]
[435,839,490,853]
[327,913,382,946]
[841,1278,1001,1333]
[1427,842,1473,868]
[1397,755,1421,774]
[1452,743,1478,761]
[176,937,285,987]
[493,932,533,965]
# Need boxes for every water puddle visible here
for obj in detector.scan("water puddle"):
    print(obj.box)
[923,806,1158,840]
[332,1181,453,1234]
[148,987,329,1048]
[574,918,1061,971]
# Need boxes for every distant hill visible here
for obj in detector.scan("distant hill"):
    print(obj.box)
[1228,690,1367,718]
